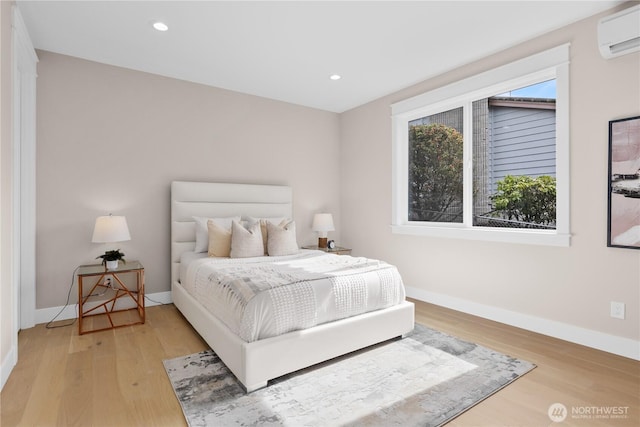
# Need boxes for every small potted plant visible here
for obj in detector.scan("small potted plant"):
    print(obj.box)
[96,249,126,270]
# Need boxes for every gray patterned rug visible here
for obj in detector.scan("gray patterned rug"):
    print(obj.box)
[163,323,535,426]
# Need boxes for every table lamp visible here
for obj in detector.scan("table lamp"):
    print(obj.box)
[92,214,131,269]
[312,213,334,249]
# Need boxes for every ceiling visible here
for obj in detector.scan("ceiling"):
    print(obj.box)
[17,0,623,113]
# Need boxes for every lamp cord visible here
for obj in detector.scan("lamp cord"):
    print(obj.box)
[144,294,166,306]
[45,266,79,329]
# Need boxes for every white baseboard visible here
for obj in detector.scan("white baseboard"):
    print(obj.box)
[406,286,640,361]
[1,343,17,391]
[34,291,173,325]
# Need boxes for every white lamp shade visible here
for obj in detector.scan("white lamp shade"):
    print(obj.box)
[312,213,335,233]
[92,215,131,243]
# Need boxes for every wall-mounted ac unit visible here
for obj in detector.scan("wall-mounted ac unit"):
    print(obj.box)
[598,4,640,59]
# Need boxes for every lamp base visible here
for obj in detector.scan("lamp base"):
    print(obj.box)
[318,237,328,249]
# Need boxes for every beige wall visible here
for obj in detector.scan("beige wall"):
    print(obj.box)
[1,0,14,380]
[340,7,640,343]
[35,51,341,308]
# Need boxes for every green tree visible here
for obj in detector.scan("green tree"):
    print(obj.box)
[408,123,464,222]
[490,175,556,225]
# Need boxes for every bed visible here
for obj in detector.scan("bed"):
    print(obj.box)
[171,181,415,392]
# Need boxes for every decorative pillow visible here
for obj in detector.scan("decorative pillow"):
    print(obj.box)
[230,220,264,258]
[193,216,239,253]
[207,219,233,257]
[266,220,298,256]
[244,216,288,255]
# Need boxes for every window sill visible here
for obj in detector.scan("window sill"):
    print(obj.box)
[391,224,571,247]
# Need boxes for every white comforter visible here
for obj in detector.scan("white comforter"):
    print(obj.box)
[182,250,406,342]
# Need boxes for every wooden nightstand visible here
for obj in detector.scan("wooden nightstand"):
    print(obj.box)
[302,245,352,255]
[77,260,145,334]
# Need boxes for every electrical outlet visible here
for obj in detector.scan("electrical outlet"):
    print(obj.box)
[610,301,625,320]
[105,277,112,287]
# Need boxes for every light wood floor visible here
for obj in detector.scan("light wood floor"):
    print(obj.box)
[1,300,638,426]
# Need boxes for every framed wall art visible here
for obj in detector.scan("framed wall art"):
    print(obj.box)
[608,115,640,249]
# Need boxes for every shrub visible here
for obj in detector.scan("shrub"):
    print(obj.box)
[490,175,556,225]
[408,123,464,221]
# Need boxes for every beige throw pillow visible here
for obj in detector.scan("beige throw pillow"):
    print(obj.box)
[194,216,239,253]
[230,220,264,258]
[207,219,232,257]
[266,220,298,256]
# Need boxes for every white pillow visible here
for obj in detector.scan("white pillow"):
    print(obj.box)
[230,220,264,258]
[266,220,298,256]
[193,216,239,253]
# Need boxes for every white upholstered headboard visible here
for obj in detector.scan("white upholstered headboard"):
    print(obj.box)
[170,181,293,286]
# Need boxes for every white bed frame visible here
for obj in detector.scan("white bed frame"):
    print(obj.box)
[171,181,415,392]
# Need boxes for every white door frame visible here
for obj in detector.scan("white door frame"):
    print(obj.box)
[12,5,37,331]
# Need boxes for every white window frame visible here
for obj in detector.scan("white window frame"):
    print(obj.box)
[391,44,571,246]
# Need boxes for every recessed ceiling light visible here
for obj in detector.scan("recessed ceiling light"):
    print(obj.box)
[153,21,169,32]
[329,74,342,81]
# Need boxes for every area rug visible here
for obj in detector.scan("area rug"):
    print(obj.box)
[163,323,535,426]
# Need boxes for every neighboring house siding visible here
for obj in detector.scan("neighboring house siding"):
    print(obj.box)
[488,106,556,193]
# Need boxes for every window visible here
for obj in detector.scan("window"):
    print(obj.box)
[392,45,570,246]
